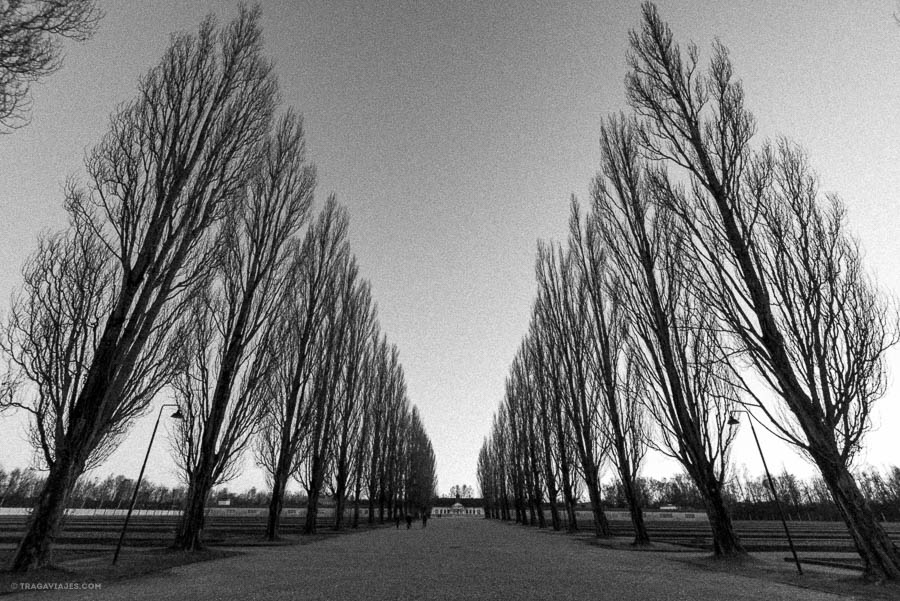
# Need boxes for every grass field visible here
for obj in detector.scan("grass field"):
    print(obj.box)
[3,513,895,568]
[3,517,898,600]
[0,514,374,596]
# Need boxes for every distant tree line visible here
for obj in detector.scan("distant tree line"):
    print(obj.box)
[448,484,474,499]
[5,464,899,524]
[0,467,399,512]
[479,2,900,581]
[602,468,900,522]
[0,5,437,572]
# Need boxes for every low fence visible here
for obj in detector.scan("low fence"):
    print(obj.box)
[0,506,371,518]
[0,507,711,522]
[598,510,707,522]
[487,509,709,523]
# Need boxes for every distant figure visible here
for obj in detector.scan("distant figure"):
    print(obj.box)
[405,514,413,529]
[422,511,429,528]
[395,513,401,529]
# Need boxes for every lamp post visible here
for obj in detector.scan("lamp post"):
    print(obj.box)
[728,411,802,575]
[112,403,183,565]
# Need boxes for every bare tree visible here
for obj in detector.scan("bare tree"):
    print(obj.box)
[476,440,495,517]
[171,110,314,550]
[535,242,612,537]
[569,200,651,545]
[254,198,347,540]
[627,2,900,578]
[296,253,358,534]
[530,306,580,530]
[593,114,744,555]
[0,0,100,130]
[522,329,562,531]
[365,341,400,523]
[7,5,275,571]
[491,411,512,520]
[382,382,411,522]
[404,406,437,514]
[330,279,376,529]
[1,220,175,471]
[350,330,383,527]
[505,359,546,527]
[448,484,474,499]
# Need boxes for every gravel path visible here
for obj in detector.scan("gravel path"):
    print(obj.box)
[13,519,851,600]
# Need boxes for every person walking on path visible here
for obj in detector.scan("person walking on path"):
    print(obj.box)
[395,512,401,529]
[422,511,429,528]
[405,514,413,529]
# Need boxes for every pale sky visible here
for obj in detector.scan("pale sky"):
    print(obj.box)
[1,1,900,496]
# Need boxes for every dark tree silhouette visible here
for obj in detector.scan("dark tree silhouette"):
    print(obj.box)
[0,0,100,130]
[627,2,900,578]
[171,111,314,551]
[536,242,612,537]
[593,114,744,556]
[296,253,358,534]
[254,198,347,540]
[1,219,175,472]
[7,4,276,571]
[330,278,376,530]
[569,200,651,545]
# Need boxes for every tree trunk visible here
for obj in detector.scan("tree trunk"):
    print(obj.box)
[304,429,329,534]
[610,435,649,544]
[552,397,578,532]
[10,454,84,571]
[816,451,900,580]
[332,433,350,530]
[560,473,578,532]
[265,470,289,540]
[333,479,347,530]
[533,490,546,528]
[174,474,214,550]
[304,489,320,534]
[622,478,650,545]
[387,493,395,524]
[585,472,611,537]
[546,495,560,531]
[698,474,745,557]
[539,424,561,530]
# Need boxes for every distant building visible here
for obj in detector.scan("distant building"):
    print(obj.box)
[431,494,484,517]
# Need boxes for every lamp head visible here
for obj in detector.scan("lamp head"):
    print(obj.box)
[170,409,185,420]
[727,415,740,427]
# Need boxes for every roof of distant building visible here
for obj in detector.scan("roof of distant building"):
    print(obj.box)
[432,497,483,508]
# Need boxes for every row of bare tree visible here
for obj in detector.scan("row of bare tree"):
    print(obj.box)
[6,464,900,522]
[0,6,436,571]
[479,3,900,581]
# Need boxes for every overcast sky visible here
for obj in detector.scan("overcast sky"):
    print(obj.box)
[2,0,900,496]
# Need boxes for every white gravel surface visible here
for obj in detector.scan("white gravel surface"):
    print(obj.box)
[11,518,853,600]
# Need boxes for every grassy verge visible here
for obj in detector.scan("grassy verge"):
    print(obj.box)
[0,522,389,595]
[674,553,900,601]
[0,547,238,596]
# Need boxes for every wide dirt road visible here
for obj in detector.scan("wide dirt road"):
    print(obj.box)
[20,518,848,600]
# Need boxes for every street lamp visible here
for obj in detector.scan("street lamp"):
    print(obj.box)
[728,410,802,576]
[112,403,183,565]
